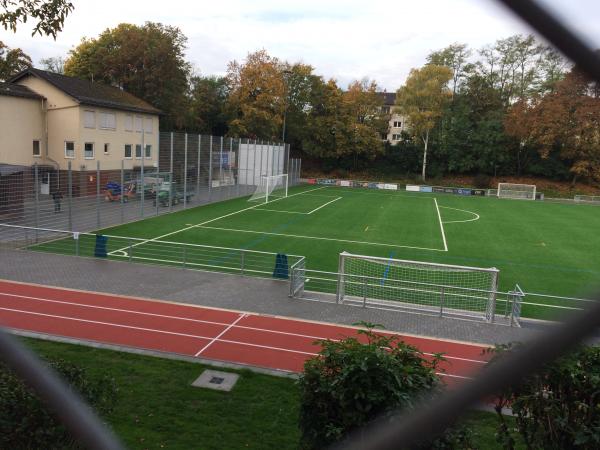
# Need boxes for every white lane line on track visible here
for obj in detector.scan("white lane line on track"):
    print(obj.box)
[0,291,488,364]
[194,313,247,356]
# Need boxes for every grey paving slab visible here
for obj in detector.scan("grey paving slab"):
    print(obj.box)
[0,249,546,346]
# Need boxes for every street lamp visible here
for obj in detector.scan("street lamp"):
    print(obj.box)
[281,69,293,142]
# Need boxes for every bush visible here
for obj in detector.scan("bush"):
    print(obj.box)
[297,324,471,449]
[0,358,118,449]
[492,344,600,450]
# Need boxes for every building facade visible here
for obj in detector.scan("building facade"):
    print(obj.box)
[378,92,409,144]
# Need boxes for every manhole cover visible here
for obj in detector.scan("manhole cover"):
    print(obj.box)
[192,370,239,391]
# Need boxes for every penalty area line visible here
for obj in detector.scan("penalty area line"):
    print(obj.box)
[434,198,448,252]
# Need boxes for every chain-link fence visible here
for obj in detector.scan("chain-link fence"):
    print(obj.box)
[0,132,301,234]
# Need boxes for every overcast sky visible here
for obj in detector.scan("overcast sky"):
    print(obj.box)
[2,0,599,91]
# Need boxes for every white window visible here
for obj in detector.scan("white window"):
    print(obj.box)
[145,144,151,158]
[124,114,133,132]
[393,121,402,128]
[32,140,41,157]
[99,112,116,130]
[144,117,153,134]
[104,143,110,155]
[124,144,132,158]
[392,134,402,141]
[84,142,94,159]
[65,141,75,158]
[134,116,143,132]
[84,110,95,129]
[135,144,142,158]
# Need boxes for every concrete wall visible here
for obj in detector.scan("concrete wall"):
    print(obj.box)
[0,95,45,166]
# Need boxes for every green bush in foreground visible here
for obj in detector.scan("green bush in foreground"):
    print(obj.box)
[297,323,472,449]
[0,358,118,449]
[492,344,600,450]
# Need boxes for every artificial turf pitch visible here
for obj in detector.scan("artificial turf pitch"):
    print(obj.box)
[40,184,600,319]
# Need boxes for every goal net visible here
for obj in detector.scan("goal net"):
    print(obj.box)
[248,174,288,203]
[497,183,536,200]
[574,195,600,205]
[337,252,499,321]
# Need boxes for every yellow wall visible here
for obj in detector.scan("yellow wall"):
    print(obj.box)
[0,95,45,166]
[11,75,160,171]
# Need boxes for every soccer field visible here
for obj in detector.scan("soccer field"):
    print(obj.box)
[85,183,600,318]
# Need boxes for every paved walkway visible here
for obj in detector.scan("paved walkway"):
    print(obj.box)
[0,249,547,345]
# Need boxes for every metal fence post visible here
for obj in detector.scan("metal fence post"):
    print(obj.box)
[96,160,101,228]
[67,161,73,231]
[197,134,201,200]
[120,160,125,223]
[208,135,213,201]
[439,287,446,317]
[34,163,39,242]
[240,250,245,276]
[182,246,187,269]
[169,132,174,213]
[362,277,367,308]
[252,139,257,187]
[219,136,224,200]
[183,133,188,209]
[75,233,80,257]
[128,239,133,262]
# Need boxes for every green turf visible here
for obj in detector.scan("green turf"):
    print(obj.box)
[33,184,600,319]
[21,337,519,449]
[22,337,300,450]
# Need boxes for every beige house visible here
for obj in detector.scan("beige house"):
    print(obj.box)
[1,68,161,172]
[378,92,409,144]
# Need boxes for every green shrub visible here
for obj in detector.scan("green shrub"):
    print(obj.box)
[297,324,471,449]
[0,358,118,449]
[492,344,600,450]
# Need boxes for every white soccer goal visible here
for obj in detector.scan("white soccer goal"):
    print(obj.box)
[248,174,288,203]
[497,183,536,200]
[337,252,499,321]
[574,194,600,205]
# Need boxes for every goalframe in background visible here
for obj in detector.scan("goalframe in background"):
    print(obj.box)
[248,174,289,203]
[497,183,537,200]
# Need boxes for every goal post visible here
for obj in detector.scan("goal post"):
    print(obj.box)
[248,174,288,203]
[497,183,536,200]
[337,252,499,321]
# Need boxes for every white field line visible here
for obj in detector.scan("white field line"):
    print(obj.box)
[434,198,449,252]
[0,291,488,364]
[252,208,308,214]
[108,186,327,256]
[439,206,480,224]
[197,225,447,252]
[307,197,342,215]
[195,313,247,356]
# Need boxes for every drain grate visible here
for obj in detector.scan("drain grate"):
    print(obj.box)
[192,370,239,391]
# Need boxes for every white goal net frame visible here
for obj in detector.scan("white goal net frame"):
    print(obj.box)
[497,183,536,200]
[248,174,288,203]
[337,252,500,322]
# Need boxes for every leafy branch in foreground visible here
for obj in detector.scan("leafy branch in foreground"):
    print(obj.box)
[1,0,74,39]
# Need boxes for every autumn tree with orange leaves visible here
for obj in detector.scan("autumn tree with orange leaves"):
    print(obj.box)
[506,68,600,184]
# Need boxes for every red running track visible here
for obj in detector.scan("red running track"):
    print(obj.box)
[0,280,491,386]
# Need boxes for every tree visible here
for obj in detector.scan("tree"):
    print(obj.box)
[396,65,453,181]
[506,68,600,183]
[0,40,31,80]
[297,324,471,449]
[65,22,191,129]
[188,75,230,135]
[427,43,472,96]
[226,49,286,140]
[39,55,64,73]
[1,0,73,38]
